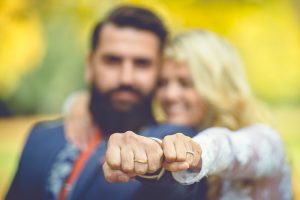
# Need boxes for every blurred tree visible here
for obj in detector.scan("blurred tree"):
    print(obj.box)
[2,0,300,114]
[0,0,44,98]
[121,0,300,104]
[5,0,114,114]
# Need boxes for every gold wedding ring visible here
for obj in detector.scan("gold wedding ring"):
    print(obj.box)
[186,150,194,156]
[134,159,148,164]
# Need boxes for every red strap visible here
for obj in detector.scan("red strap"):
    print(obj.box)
[59,129,102,200]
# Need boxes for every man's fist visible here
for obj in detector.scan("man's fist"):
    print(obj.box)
[104,131,163,182]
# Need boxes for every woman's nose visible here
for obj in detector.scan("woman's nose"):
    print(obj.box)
[164,83,181,102]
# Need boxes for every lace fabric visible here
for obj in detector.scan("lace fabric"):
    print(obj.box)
[172,124,292,200]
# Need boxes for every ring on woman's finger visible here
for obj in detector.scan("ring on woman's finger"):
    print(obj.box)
[186,151,194,156]
[134,158,148,164]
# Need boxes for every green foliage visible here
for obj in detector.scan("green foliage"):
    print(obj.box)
[8,15,87,114]
[3,0,300,114]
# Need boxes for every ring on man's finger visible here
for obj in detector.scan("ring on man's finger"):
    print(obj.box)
[134,159,148,164]
[186,151,194,156]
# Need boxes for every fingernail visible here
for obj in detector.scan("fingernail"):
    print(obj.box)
[179,162,189,170]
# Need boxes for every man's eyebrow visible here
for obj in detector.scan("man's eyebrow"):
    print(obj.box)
[100,54,123,61]
[134,57,152,63]
[101,53,121,58]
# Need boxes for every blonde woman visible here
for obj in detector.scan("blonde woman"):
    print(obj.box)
[65,30,292,199]
[153,30,292,199]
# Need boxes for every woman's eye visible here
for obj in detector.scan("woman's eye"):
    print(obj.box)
[180,79,194,88]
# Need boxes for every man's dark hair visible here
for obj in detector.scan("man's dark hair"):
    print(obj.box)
[91,5,168,52]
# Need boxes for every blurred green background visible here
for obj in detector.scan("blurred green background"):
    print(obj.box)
[0,0,299,198]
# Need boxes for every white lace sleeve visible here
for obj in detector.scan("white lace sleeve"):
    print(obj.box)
[172,124,286,185]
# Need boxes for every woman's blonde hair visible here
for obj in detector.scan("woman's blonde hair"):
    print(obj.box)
[164,30,270,130]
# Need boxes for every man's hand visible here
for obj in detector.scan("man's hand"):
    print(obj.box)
[104,131,163,182]
[103,162,132,183]
[162,133,202,172]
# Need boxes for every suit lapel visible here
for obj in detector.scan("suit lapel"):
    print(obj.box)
[42,125,68,200]
[67,141,107,200]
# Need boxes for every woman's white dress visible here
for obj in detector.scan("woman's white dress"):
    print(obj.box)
[172,124,292,200]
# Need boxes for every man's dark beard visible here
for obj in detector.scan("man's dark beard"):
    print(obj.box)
[89,85,156,137]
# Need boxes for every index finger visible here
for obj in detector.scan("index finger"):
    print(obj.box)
[106,145,121,170]
[162,136,176,162]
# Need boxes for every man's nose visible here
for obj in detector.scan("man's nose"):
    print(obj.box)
[120,61,134,86]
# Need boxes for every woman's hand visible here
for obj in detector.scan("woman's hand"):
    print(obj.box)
[162,133,202,172]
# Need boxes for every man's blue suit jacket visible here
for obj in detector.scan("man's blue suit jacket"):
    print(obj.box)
[6,120,206,200]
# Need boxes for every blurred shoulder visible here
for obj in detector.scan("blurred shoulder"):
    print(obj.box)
[27,118,65,143]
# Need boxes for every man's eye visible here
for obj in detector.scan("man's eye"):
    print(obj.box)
[102,56,121,65]
[134,59,151,68]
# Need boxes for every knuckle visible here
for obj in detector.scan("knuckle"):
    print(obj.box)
[175,132,184,138]
[163,135,173,143]
[164,152,176,162]
[147,163,155,172]
[162,140,167,148]
[164,134,176,141]
[124,131,136,142]
[122,164,133,173]
[112,132,121,138]
[177,154,185,161]
[108,133,121,143]
[109,162,120,170]
[162,141,170,150]
[164,135,172,140]
[125,130,134,135]
[135,167,146,175]
[148,164,159,173]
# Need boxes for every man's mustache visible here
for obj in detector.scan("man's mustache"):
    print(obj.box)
[108,85,144,98]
